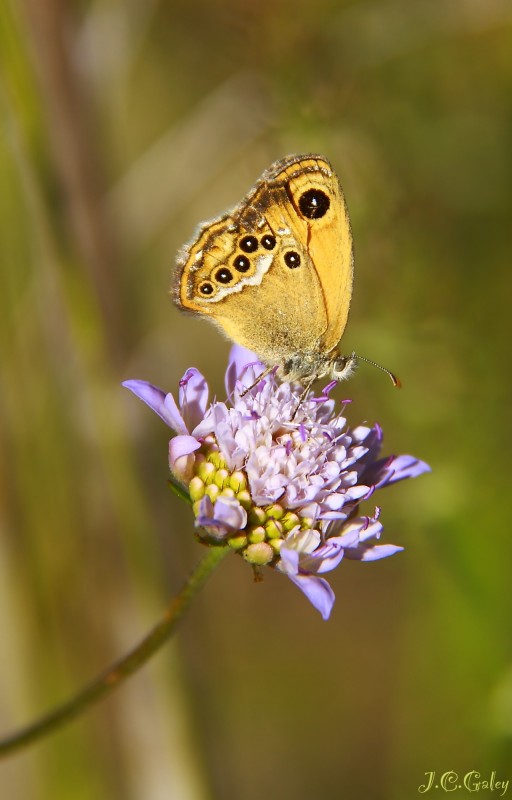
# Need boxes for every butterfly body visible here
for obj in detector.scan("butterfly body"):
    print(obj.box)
[173,154,355,384]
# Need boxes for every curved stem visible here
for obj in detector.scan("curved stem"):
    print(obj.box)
[0,544,230,759]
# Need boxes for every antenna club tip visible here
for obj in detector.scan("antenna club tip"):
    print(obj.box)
[354,353,402,389]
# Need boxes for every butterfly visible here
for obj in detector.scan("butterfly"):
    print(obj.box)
[173,154,399,392]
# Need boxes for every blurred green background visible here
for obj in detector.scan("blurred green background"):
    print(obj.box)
[1,0,511,797]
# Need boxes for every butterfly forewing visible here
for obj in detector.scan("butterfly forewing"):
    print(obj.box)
[174,154,353,369]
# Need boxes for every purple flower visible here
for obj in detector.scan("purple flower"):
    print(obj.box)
[123,346,429,620]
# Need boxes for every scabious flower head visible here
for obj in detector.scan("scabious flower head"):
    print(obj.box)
[123,346,429,619]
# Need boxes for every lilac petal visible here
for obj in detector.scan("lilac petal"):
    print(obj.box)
[358,519,383,543]
[168,436,200,483]
[123,380,188,434]
[328,528,362,550]
[196,494,214,520]
[279,529,344,575]
[361,544,404,561]
[178,369,209,431]
[320,510,351,521]
[212,495,247,531]
[168,434,201,474]
[279,545,300,575]
[196,495,247,537]
[324,493,346,511]
[352,425,383,469]
[365,454,431,488]
[345,543,404,561]
[351,424,375,445]
[195,496,229,540]
[280,529,320,574]
[287,573,335,620]
[226,346,269,396]
[384,455,431,482]
[300,540,345,574]
[225,345,261,396]
[344,484,371,503]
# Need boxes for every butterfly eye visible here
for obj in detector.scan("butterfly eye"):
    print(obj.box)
[284,251,301,269]
[199,281,214,296]
[298,188,330,219]
[233,255,251,272]
[261,234,276,250]
[239,235,258,253]
[215,268,233,284]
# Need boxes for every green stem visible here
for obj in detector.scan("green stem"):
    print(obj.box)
[0,544,230,759]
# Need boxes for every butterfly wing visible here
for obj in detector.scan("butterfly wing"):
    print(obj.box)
[274,155,354,353]
[174,154,353,366]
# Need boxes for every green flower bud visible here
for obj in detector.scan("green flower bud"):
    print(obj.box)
[189,476,205,502]
[197,461,216,484]
[208,451,226,470]
[228,533,248,550]
[205,483,220,502]
[248,526,266,544]
[213,468,230,489]
[236,490,253,510]
[243,542,274,566]
[248,506,267,526]
[265,519,283,539]
[229,471,247,492]
[282,511,301,532]
[265,503,284,520]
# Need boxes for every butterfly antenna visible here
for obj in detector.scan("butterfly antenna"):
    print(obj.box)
[356,354,402,388]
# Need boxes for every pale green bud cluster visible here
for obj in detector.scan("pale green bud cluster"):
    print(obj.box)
[189,440,312,566]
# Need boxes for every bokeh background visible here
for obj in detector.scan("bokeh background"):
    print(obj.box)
[1,0,511,797]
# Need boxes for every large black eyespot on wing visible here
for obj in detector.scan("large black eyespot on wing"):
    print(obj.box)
[233,255,250,273]
[261,234,276,250]
[215,268,233,284]
[298,188,330,219]
[284,251,301,269]
[239,235,258,253]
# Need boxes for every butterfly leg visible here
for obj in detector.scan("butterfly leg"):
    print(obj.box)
[291,376,316,421]
[239,366,274,397]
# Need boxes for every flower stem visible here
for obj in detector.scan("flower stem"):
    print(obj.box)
[0,544,230,759]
